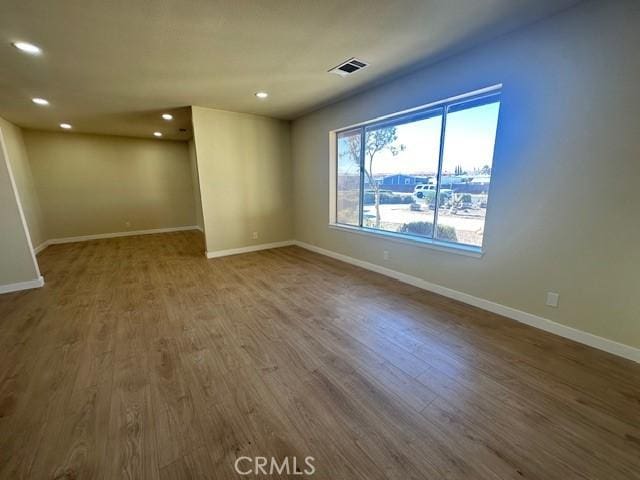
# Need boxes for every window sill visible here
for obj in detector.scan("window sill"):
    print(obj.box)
[328,223,484,258]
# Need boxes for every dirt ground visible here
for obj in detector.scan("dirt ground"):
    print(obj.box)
[363,203,485,246]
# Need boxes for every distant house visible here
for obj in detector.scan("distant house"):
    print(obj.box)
[470,174,491,185]
[439,175,468,186]
[377,174,431,192]
[440,174,491,194]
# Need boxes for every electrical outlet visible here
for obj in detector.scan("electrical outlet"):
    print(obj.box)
[252,231,259,240]
[546,292,559,308]
[383,250,390,261]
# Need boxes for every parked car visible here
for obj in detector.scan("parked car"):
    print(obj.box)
[414,187,453,208]
[413,183,436,199]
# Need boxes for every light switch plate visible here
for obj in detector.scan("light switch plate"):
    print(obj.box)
[546,292,559,308]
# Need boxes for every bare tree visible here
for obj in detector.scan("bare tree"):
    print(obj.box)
[348,128,402,228]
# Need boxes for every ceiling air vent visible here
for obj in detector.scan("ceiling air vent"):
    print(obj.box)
[328,58,369,77]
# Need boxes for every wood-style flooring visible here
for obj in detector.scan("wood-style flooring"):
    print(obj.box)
[0,230,638,479]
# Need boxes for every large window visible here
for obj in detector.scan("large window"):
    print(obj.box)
[333,89,501,251]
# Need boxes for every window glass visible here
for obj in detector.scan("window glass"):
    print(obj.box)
[436,95,501,246]
[362,110,443,237]
[336,129,361,226]
[332,90,501,251]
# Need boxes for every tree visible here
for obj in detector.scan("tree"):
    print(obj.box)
[480,164,491,175]
[349,128,403,228]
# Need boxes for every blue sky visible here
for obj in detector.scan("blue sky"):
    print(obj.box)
[338,100,500,176]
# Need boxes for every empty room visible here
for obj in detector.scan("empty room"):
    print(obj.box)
[1,0,639,478]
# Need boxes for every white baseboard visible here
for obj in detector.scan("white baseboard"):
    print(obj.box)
[34,226,199,253]
[33,242,49,254]
[0,275,44,295]
[206,240,294,259]
[293,241,640,364]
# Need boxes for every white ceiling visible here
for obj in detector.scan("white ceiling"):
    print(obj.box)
[0,0,583,140]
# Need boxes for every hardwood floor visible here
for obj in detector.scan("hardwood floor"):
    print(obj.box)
[0,230,638,479]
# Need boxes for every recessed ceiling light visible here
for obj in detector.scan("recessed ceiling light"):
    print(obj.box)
[32,97,49,106]
[12,41,42,55]
[162,113,173,121]
[60,123,72,129]
[255,91,269,99]
[153,132,163,137]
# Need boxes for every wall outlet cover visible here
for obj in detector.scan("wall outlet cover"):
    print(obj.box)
[546,292,560,308]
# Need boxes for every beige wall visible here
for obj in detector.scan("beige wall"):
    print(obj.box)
[188,139,204,231]
[0,116,45,247]
[192,106,292,254]
[291,0,640,348]
[24,131,196,239]
[0,125,40,286]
